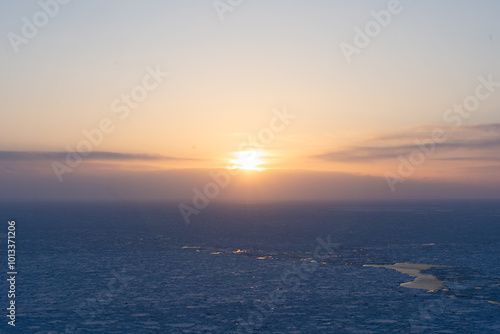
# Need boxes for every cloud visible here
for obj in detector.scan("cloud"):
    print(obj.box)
[465,123,500,133]
[459,165,500,173]
[432,156,500,161]
[0,168,498,202]
[314,123,500,162]
[0,151,197,161]
[373,123,500,142]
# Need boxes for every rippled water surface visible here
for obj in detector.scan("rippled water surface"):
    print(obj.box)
[2,200,499,333]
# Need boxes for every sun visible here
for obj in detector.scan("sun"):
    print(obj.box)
[228,150,265,171]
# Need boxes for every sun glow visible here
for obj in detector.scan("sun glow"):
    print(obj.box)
[228,150,265,171]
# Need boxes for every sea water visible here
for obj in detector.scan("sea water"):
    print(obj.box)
[1,200,499,333]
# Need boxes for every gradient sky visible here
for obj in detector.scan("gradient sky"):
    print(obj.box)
[1,0,499,201]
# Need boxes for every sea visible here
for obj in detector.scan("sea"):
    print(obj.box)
[1,200,499,333]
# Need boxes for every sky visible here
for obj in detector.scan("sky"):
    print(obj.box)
[1,0,499,202]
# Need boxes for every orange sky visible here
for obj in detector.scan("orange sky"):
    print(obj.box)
[1,1,500,201]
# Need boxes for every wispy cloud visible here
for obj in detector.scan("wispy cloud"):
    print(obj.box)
[465,123,500,133]
[432,156,500,161]
[314,123,500,162]
[459,165,500,174]
[0,151,197,161]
